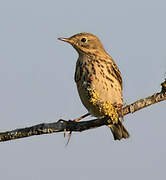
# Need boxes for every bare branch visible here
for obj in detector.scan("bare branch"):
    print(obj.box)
[0,80,166,142]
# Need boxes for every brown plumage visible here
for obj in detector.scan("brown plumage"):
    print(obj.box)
[58,32,129,140]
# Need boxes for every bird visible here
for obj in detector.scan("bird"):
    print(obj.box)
[58,32,129,140]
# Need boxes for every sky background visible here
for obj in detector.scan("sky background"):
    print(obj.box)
[0,0,166,179]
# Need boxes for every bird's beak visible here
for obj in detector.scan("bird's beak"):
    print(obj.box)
[58,37,72,44]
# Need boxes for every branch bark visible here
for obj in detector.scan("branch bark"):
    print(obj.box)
[0,80,166,142]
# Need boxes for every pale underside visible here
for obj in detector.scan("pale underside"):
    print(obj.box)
[75,55,123,120]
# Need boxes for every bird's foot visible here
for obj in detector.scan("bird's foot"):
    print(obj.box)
[64,113,91,146]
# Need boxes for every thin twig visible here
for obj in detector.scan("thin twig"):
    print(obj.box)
[0,80,165,142]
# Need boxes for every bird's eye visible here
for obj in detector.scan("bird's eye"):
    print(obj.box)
[81,38,87,42]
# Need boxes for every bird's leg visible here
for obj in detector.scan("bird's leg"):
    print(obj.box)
[64,112,90,137]
[73,112,91,122]
[65,113,90,146]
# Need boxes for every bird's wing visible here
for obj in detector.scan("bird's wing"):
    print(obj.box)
[74,59,82,83]
[110,60,122,88]
[98,57,122,88]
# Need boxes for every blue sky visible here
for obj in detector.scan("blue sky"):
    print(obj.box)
[0,0,166,179]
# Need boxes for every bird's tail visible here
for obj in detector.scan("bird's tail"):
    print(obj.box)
[109,120,129,140]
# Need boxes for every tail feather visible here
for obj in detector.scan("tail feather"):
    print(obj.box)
[109,121,129,140]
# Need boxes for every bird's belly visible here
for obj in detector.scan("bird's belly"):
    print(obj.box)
[76,76,123,117]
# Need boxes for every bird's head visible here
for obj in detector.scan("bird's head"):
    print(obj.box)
[58,32,106,56]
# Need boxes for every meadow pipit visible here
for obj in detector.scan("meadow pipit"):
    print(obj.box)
[58,32,129,140]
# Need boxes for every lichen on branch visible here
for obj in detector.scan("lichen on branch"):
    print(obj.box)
[0,79,165,142]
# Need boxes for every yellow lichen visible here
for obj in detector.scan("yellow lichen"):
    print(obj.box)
[88,88,119,124]
[102,101,119,124]
[108,124,113,128]
[89,88,100,105]
[107,119,112,124]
